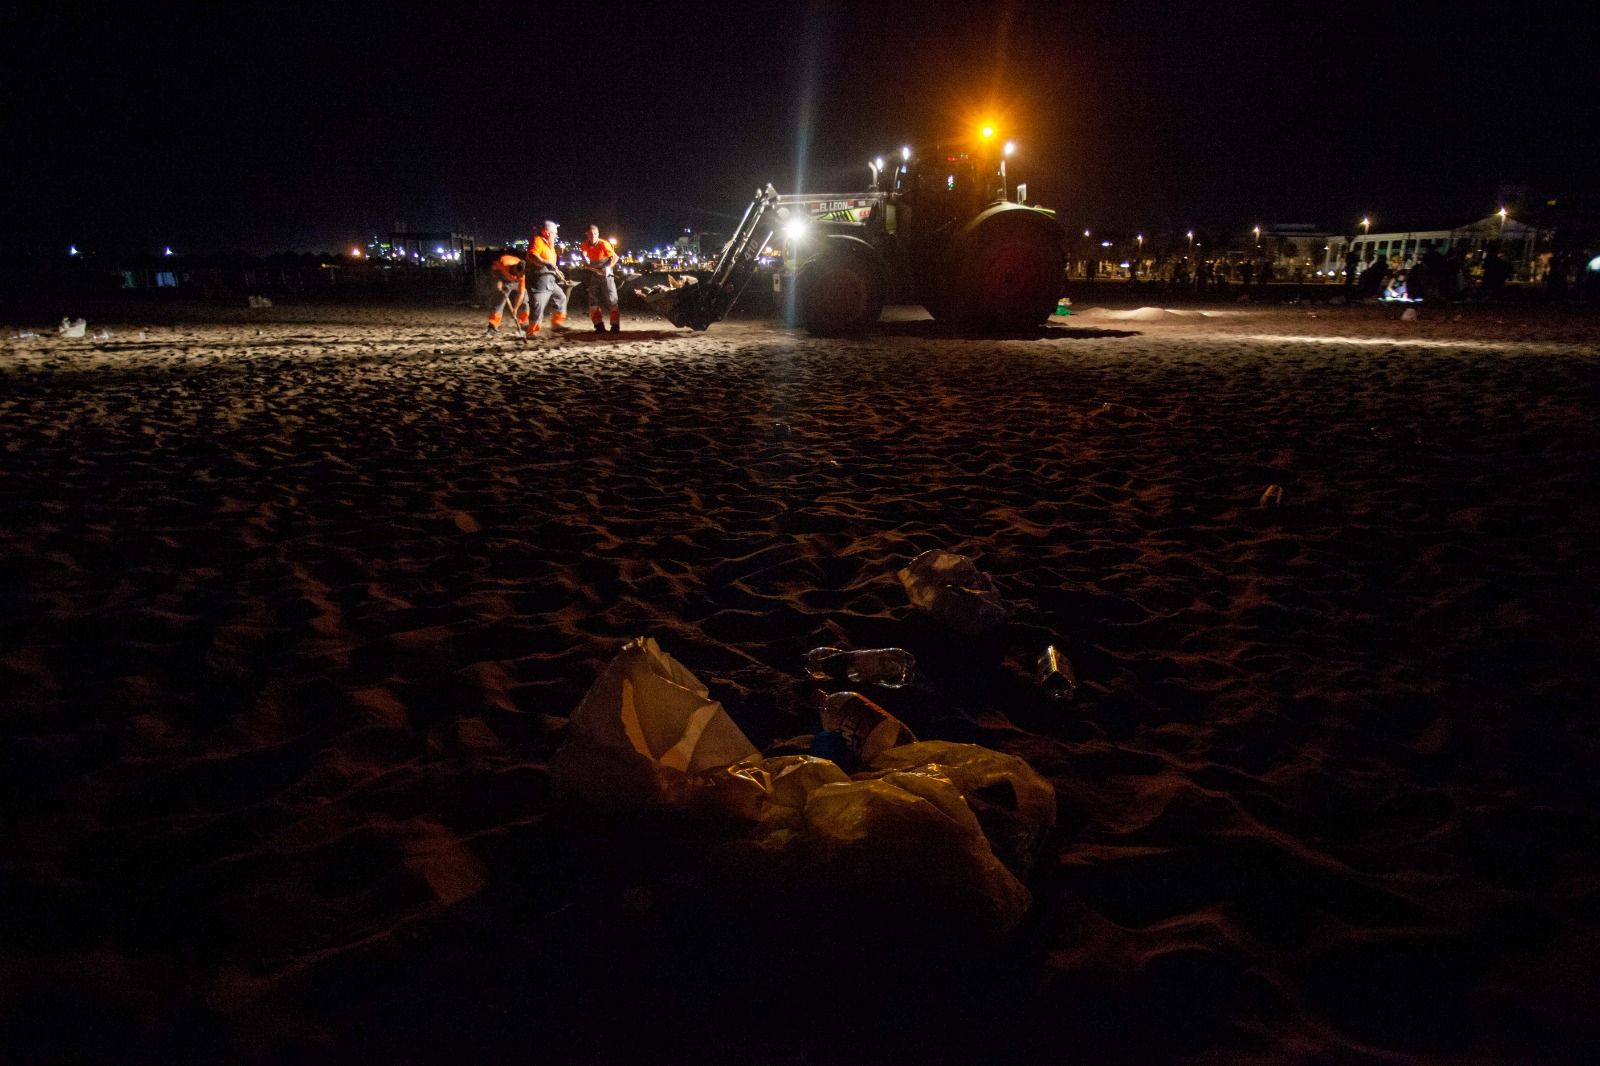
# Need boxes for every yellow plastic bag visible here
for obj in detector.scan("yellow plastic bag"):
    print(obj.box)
[865,740,1057,877]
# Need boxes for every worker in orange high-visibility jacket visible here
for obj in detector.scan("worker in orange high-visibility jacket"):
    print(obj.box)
[486,253,528,335]
[580,225,621,332]
[525,220,570,337]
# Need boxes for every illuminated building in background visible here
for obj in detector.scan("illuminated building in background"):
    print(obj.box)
[1322,213,1548,280]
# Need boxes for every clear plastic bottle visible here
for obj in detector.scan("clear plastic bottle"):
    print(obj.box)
[1035,645,1078,701]
[804,646,916,688]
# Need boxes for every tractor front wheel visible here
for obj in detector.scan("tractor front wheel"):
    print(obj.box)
[799,254,884,335]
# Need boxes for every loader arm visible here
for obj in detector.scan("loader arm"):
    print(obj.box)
[664,184,782,330]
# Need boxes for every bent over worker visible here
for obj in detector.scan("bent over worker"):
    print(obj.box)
[486,253,528,335]
[526,220,570,337]
[581,225,621,333]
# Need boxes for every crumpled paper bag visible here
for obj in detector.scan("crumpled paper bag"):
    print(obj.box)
[896,549,1008,634]
[551,636,758,809]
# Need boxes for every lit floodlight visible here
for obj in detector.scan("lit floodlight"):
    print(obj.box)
[163,246,174,256]
[783,219,808,240]
[1083,229,1091,238]
[902,145,911,160]
[610,236,619,245]
[1588,254,1600,272]
[875,156,885,171]
[1498,207,1508,222]
[1100,240,1112,247]
[981,125,994,139]
[1003,141,1014,157]
[69,244,79,256]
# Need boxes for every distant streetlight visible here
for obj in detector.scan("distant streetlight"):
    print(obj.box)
[1083,229,1091,238]
[901,145,911,161]
[1186,230,1194,255]
[1136,234,1144,252]
[1360,216,1371,236]
[1253,225,1261,247]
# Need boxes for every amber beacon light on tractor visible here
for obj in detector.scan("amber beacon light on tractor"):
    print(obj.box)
[658,127,1065,335]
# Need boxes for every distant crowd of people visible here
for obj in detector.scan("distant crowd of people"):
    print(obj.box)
[1341,243,1512,302]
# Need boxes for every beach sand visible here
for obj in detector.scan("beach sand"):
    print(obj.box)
[3,300,1598,1063]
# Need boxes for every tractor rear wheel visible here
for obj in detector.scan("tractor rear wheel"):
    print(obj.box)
[799,253,884,335]
[948,225,1063,330]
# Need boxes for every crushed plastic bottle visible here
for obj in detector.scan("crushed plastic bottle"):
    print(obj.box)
[1035,645,1078,701]
[804,646,916,688]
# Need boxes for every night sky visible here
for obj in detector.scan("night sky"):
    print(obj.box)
[4,0,1593,254]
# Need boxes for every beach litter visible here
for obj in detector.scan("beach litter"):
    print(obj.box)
[897,549,1008,635]
[1035,645,1078,701]
[247,295,273,308]
[552,636,1054,938]
[15,329,36,339]
[1401,307,1419,322]
[1259,484,1285,507]
[93,328,114,340]
[58,317,87,338]
[814,689,918,769]
[803,646,915,688]
[1090,401,1144,421]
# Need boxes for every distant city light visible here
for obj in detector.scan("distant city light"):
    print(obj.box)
[163,246,174,257]
[1100,240,1112,247]
[68,244,79,256]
